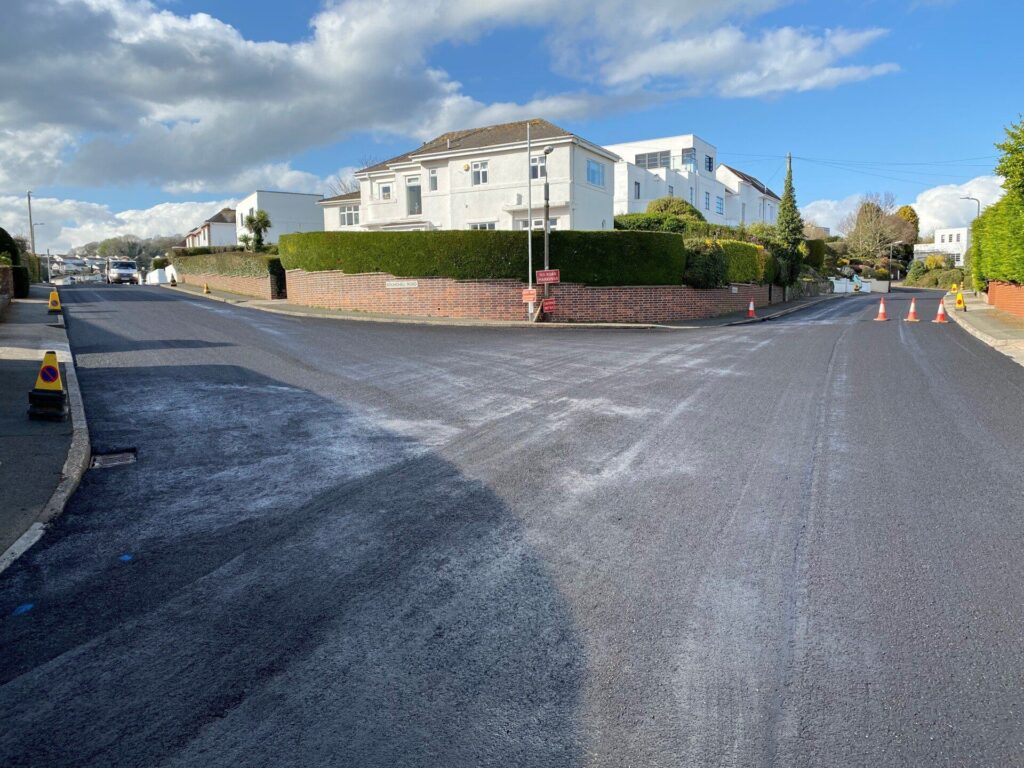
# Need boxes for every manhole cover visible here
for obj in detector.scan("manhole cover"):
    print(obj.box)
[90,449,137,469]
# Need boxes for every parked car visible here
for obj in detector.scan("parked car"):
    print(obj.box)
[106,259,141,284]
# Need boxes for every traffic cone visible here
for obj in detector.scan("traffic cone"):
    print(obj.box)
[203,283,211,295]
[904,297,920,322]
[932,299,949,324]
[874,297,888,321]
[747,300,756,319]
[47,290,61,314]
[27,350,68,421]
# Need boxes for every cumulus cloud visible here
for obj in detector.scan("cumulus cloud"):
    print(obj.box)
[0,195,235,253]
[0,0,897,195]
[801,175,1006,236]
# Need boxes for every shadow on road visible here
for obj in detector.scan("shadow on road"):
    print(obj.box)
[0,364,585,767]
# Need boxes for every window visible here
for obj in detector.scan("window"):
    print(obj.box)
[518,218,558,231]
[469,222,496,230]
[634,181,641,200]
[668,185,674,197]
[940,234,945,243]
[531,155,546,179]
[586,159,606,187]
[716,196,724,215]
[338,205,359,227]
[681,148,697,173]
[379,184,392,201]
[634,151,670,169]
[406,176,421,216]
[428,169,438,192]
[705,155,714,172]
[471,161,488,185]
[956,233,961,242]
[704,191,711,210]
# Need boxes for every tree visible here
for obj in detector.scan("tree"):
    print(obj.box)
[238,233,253,252]
[98,235,145,261]
[244,210,272,251]
[776,157,805,254]
[995,115,1024,196]
[895,205,920,243]
[646,196,705,221]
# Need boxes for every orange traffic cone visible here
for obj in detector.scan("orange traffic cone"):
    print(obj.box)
[747,300,756,319]
[874,297,888,321]
[932,299,949,324]
[904,297,920,322]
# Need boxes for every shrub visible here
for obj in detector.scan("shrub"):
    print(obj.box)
[972,191,1024,286]
[0,252,11,266]
[754,244,777,285]
[874,268,890,280]
[646,197,706,221]
[719,239,760,283]
[23,253,40,283]
[682,240,727,288]
[151,257,170,270]
[924,254,946,270]
[907,259,927,280]
[803,239,826,271]
[11,265,30,298]
[279,230,689,287]
[172,252,286,297]
[0,227,19,266]
[615,213,740,240]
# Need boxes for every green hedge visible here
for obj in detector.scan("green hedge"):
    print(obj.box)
[0,227,19,267]
[972,191,1024,286]
[719,240,761,283]
[151,257,170,270]
[171,252,286,297]
[279,230,689,287]
[803,239,826,271]
[682,240,727,288]
[615,213,741,240]
[12,265,29,298]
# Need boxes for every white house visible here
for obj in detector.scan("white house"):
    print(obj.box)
[235,191,324,244]
[602,134,733,224]
[184,207,237,249]
[914,226,970,267]
[715,165,781,226]
[319,119,618,232]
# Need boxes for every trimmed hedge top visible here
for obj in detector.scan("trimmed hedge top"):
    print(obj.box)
[972,191,1024,286]
[171,251,282,278]
[279,230,689,287]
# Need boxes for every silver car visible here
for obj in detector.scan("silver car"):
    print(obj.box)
[106,259,140,284]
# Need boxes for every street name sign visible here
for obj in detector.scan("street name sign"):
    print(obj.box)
[536,269,560,285]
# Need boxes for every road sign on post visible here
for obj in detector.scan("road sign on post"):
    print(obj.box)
[536,269,560,285]
[522,288,538,303]
[542,298,556,313]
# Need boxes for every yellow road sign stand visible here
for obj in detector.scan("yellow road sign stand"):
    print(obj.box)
[28,350,68,421]
[955,291,967,312]
[47,290,62,314]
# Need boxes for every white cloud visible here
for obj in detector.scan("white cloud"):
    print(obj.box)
[0,195,234,253]
[801,175,1007,236]
[0,0,898,195]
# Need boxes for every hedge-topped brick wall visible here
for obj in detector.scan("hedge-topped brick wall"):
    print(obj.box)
[171,252,286,299]
[987,281,1024,318]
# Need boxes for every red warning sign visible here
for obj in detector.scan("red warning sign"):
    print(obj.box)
[522,288,538,303]
[542,298,556,313]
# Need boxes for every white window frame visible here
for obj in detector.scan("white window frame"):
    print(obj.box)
[379,183,392,201]
[471,161,489,186]
[668,185,674,197]
[716,196,724,215]
[530,156,546,180]
[338,205,359,227]
[518,218,558,231]
[704,191,711,210]
[428,169,438,192]
[586,159,605,187]
[469,222,496,230]
[634,181,641,200]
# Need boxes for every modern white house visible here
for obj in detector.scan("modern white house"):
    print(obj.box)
[913,226,970,266]
[320,120,618,233]
[184,208,237,249]
[235,190,323,244]
[715,165,781,226]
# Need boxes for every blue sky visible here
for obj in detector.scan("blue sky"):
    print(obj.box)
[0,0,1019,250]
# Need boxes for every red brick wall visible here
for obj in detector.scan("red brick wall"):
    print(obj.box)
[988,281,1024,318]
[286,269,785,323]
[178,272,277,300]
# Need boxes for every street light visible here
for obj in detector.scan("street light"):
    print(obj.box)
[960,196,981,220]
[542,145,554,303]
[887,240,904,281]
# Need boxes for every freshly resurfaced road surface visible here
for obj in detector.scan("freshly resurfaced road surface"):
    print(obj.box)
[2,285,1023,767]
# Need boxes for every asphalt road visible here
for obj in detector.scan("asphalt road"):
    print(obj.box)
[2,285,1023,767]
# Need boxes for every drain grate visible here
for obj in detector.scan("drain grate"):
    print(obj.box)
[90,448,137,469]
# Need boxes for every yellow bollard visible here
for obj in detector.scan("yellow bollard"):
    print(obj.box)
[955,291,966,312]
[203,283,210,295]
[47,290,62,314]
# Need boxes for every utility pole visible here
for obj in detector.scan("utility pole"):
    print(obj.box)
[542,145,554,300]
[526,122,534,320]
[27,191,36,255]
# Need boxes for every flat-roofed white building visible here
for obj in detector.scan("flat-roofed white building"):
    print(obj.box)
[235,190,323,244]
[914,226,970,267]
[319,119,618,233]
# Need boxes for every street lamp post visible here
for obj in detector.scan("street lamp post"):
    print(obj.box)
[26,191,37,256]
[542,145,554,301]
[526,123,534,320]
[887,240,904,281]
[960,196,981,220]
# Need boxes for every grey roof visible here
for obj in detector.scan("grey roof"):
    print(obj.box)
[720,165,781,201]
[205,208,236,224]
[319,190,361,204]
[358,119,575,175]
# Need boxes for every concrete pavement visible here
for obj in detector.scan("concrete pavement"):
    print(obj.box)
[2,284,1023,766]
[0,286,89,561]
[939,289,1024,367]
